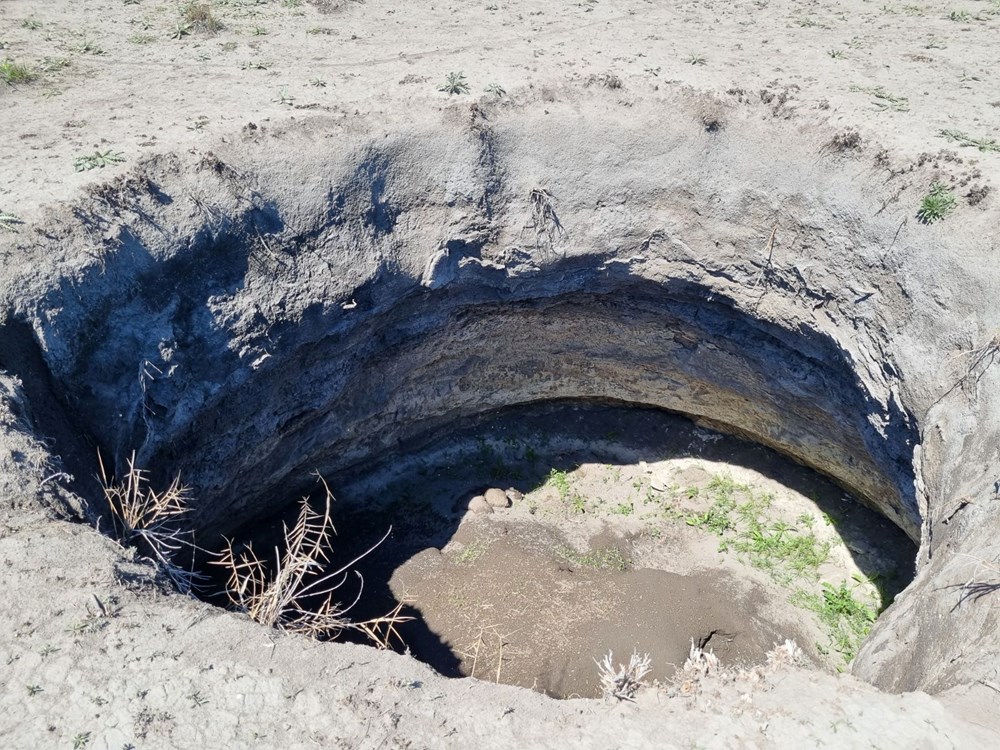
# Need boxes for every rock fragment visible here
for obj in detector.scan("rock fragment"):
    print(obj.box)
[485,488,511,508]
[469,495,493,514]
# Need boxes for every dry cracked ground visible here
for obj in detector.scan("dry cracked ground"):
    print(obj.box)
[2,1,1000,748]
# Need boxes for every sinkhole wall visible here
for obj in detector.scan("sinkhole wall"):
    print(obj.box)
[1,97,999,695]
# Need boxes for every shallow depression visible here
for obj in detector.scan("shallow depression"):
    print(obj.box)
[231,401,916,699]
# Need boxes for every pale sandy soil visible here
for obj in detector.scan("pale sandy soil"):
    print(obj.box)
[1,1,999,748]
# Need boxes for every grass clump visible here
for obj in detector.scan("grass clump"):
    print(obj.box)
[183,2,223,33]
[917,182,956,224]
[0,57,36,84]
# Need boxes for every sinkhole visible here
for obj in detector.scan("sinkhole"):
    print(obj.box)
[0,124,934,699]
[2,273,921,700]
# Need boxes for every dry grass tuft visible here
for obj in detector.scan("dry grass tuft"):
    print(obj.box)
[214,477,410,647]
[183,2,223,34]
[99,451,201,593]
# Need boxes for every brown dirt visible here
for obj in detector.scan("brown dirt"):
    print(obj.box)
[284,402,917,697]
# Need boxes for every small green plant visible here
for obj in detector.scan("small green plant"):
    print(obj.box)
[74,150,126,171]
[171,22,192,40]
[26,685,43,696]
[21,19,42,30]
[484,82,506,97]
[685,54,707,65]
[938,129,1000,153]
[947,9,972,22]
[917,182,956,224]
[612,502,634,516]
[272,87,295,104]
[827,49,846,59]
[0,57,35,84]
[0,211,24,232]
[310,77,327,87]
[547,468,571,500]
[73,732,92,750]
[251,26,268,36]
[241,60,271,70]
[188,690,209,707]
[438,71,470,95]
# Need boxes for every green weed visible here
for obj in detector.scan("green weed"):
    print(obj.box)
[0,211,25,232]
[850,85,909,111]
[547,469,571,500]
[938,129,1000,153]
[917,182,956,224]
[792,580,877,665]
[74,150,126,171]
[439,71,470,95]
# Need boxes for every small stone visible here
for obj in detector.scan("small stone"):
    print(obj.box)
[469,495,493,514]
[485,488,511,508]
[505,487,523,503]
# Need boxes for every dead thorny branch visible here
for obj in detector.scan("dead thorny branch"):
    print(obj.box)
[946,550,1000,611]
[214,477,410,647]
[522,188,565,251]
[596,649,652,701]
[98,451,203,594]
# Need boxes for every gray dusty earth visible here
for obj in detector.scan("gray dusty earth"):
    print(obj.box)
[2,0,1000,748]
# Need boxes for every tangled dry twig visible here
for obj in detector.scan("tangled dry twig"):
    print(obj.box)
[596,649,653,701]
[214,476,410,647]
[99,451,202,594]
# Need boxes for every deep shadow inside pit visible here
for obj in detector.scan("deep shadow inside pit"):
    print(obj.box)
[219,401,916,699]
